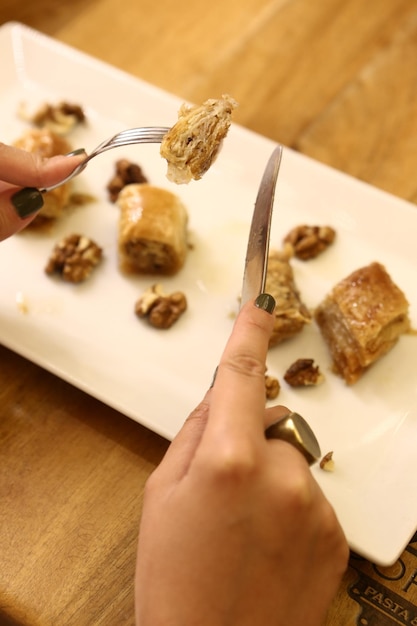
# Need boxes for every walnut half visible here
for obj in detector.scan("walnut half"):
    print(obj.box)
[107,159,148,202]
[265,374,280,400]
[283,225,336,260]
[19,101,86,135]
[283,358,324,387]
[45,234,103,283]
[135,284,187,329]
[320,451,335,472]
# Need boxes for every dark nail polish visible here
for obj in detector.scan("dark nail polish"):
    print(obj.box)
[255,293,276,314]
[11,187,44,219]
[65,148,86,157]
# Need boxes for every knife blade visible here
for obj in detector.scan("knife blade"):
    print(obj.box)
[238,144,321,465]
[240,144,283,307]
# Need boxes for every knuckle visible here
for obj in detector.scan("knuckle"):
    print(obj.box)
[209,440,259,486]
[222,351,266,380]
[277,469,315,512]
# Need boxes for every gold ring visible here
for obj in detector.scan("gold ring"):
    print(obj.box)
[265,412,321,466]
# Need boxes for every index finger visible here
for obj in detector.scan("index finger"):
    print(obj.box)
[202,293,276,443]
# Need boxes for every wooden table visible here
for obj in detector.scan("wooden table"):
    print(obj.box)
[1,1,417,624]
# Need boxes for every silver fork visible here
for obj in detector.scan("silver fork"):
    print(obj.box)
[40,126,170,192]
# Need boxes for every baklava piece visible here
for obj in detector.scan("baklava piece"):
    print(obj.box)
[14,128,72,223]
[45,234,103,283]
[160,94,237,184]
[315,262,411,384]
[265,250,311,346]
[117,184,188,275]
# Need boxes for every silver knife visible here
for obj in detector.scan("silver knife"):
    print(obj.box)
[240,144,283,307]
[239,144,321,465]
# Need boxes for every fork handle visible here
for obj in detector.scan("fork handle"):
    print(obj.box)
[39,154,91,193]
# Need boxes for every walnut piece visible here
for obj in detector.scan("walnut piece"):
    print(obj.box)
[107,159,148,202]
[283,358,324,387]
[19,101,86,135]
[45,234,103,283]
[135,284,187,329]
[283,225,336,260]
[265,374,280,400]
[319,451,335,472]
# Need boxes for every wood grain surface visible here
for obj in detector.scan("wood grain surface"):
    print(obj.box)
[1,1,417,624]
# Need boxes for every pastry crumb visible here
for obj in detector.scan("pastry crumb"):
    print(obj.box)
[16,291,29,314]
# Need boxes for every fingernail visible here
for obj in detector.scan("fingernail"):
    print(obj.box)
[255,293,276,314]
[209,366,218,389]
[11,187,44,219]
[65,148,86,157]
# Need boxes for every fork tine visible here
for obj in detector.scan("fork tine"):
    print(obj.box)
[98,132,168,153]
[102,128,168,149]
[86,127,168,158]
[111,127,169,141]
[40,126,170,193]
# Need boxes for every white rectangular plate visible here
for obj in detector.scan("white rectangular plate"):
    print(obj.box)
[1,22,416,566]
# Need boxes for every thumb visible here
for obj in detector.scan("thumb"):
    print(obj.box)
[0,151,86,242]
[0,143,85,187]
